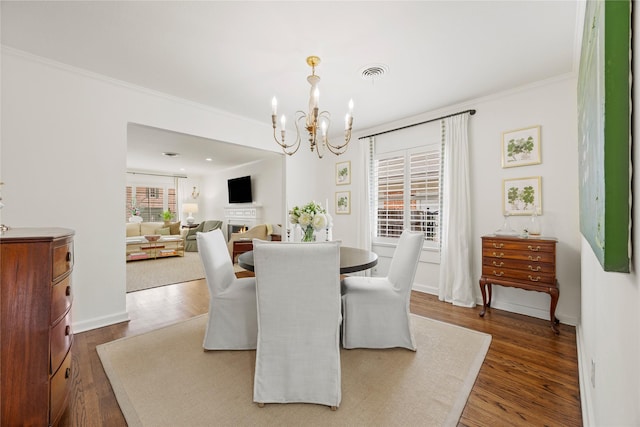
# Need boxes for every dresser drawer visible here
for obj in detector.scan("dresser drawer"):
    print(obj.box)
[52,241,73,281]
[50,350,72,426]
[482,238,555,253]
[481,265,555,285]
[482,257,555,275]
[482,247,555,263]
[50,311,73,374]
[51,276,73,324]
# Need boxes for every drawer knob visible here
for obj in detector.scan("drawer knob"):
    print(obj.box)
[492,243,504,249]
[492,261,504,267]
[492,270,504,277]
[66,251,72,262]
[528,255,541,262]
[65,367,71,379]
[492,252,504,258]
[65,325,71,336]
[528,265,542,272]
[65,285,72,296]
[528,245,541,252]
[528,275,541,282]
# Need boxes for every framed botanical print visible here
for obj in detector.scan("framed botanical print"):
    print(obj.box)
[501,125,541,168]
[503,176,542,216]
[335,191,351,215]
[335,161,351,185]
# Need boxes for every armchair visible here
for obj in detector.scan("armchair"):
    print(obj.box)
[185,220,223,252]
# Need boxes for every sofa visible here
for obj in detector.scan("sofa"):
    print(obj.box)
[184,220,223,252]
[126,221,187,255]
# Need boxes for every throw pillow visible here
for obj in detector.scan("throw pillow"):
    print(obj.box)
[156,227,170,235]
[169,222,181,235]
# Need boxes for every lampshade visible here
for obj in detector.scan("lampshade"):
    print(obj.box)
[183,203,199,214]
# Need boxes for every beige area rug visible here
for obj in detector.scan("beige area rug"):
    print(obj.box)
[97,314,491,426]
[127,251,251,292]
[126,252,205,292]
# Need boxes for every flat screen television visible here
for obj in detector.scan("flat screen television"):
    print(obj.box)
[227,175,253,204]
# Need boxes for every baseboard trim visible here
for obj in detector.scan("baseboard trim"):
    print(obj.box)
[576,324,594,426]
[411,284,578,326]
[73,311,130,333]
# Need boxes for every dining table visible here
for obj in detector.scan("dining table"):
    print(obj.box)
[237,245,378,274]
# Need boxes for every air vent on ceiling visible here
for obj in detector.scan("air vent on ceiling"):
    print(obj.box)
[162,152,180,157]
[359,64,389,82]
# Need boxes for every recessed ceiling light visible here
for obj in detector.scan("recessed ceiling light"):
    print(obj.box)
[205,158,213,162]
[162,152,180,157]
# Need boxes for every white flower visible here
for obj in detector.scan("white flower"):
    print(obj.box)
[312,213,327,230]
[298,212,313,227]
[289,214,298,224]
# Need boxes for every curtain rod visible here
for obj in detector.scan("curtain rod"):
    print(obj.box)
[358,109,476,140]
[127,171,187,179]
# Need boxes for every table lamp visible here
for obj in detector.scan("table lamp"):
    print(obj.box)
[183,203,199,225]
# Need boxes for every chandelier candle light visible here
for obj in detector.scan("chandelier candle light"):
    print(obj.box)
[271,56,354,158]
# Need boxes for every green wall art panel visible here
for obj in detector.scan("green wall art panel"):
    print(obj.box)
[577,0,631,272]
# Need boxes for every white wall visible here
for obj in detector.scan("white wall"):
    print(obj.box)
[575,7,639,425]
[1,48,279,332]
[336,75,581,325]
[203,155,285,236]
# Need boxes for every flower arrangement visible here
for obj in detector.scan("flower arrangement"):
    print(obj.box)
[130,205,141,217]
[289,201,330,242]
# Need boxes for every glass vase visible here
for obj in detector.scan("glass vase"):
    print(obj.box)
[528,208,542,236]
[302,225,316,242]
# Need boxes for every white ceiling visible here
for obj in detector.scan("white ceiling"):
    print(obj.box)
[1,1,581,175]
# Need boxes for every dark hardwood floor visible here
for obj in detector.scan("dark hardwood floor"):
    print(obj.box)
[60,279,581,426]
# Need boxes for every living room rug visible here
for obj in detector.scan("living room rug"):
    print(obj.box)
[126,252,205,292]
[97,314,491,426]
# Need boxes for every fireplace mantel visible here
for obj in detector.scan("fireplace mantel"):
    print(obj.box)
[224,206,262,229]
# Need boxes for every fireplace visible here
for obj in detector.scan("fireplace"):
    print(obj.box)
[224,206,262,241]
[227,224,249,240]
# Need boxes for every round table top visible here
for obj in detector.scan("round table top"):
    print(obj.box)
[237,245,378,274]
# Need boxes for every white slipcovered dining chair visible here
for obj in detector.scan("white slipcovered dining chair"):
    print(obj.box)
[341,229,423,350]
[197,229,257,350]
[252,239,342,409]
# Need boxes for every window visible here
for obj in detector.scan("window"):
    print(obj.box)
[373,145,441,247]
[126,185,177,222]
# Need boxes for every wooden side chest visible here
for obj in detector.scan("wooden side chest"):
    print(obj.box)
[1,227,75,426]
[479,234,559,334]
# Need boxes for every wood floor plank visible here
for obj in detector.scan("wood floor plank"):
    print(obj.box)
[58,281,581,426]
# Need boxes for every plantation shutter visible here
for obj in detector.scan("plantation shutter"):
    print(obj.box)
[409,148,440,242]
[375,155,405,238]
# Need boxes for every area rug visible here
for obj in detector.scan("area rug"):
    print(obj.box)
[97,314,491,426]
[126,252,205,292]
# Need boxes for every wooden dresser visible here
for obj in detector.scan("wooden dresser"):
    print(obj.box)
[1,227,75,426]
[479,234,559,334]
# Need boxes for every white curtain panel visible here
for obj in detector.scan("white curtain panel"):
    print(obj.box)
[356,137,374,251]
[438,113,475,307]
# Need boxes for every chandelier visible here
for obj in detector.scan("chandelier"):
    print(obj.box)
[271,56,354,158]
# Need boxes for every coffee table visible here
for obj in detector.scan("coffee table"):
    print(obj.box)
[126,236,185,261]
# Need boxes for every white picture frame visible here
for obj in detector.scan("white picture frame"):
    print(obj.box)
[335,191,351,215]
[501,125,541,168]
[335,161,351,185]
[503,176,542,216]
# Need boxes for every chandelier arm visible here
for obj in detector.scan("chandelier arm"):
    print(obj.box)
[324,138,350,155]
[272,115,302,156]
